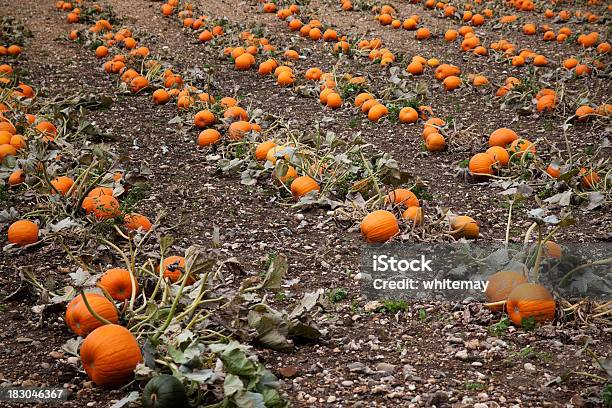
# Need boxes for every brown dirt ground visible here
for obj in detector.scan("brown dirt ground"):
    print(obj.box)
[0,0,610,407]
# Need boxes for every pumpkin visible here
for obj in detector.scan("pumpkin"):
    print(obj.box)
[7,219,38,246]
[8,169,25,186]
[142,374,189,408]
[485,271,527,311]
[197,129,221,147]
[361,210,399,243]
[0,144,17,161]
[489,128,518,147]
[546,163,561,178]
[161,256,194,284]
[51,176,74,195]
[385,188,419,207]
[450,215,479,239]
[88,187,113,198]
[367,104,388,121]
[469,153,495,175]
[443,76,462,91]
[255,141,277,161]
[579,168,600,189]
[485,146,510,166]
[509,139,535,157]
[98,268,138,301]
[543,241,563,259]
[425,133,446,151]
[65,293,119,337]
[575,106,594,122]
[80,324,142,388]
[326,93,342,109]
[223,106,248,122]
[228,121,251,140]
[290,176,320,198]
[273,165,297,185]
[506,283,555,326]
[86,195,121,220]
[398,107,418,123]
[193,110,216,128]
[402,206,423,225]
[124,213,152,232]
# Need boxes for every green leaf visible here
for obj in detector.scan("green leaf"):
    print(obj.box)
[223,373,244,396]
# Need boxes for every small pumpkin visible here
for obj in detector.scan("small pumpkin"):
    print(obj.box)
[543,241,563,259]
[450,215,479,239]
[255,141,277,161]
[197,129,221,147]
[488,128,518,147]
[65,292,119,337]
[142,374,189,408]
[485,146,510,166]
[360,210,399,243]
[485,271,527,311]
[87,195,121,220]
[290,176,320,198]
[7,219,38,246]
[162,256,195,285]
[402,206,423,225]
[385,188,419,207]
[425,133,446,151]
[51,176,74,195]
[506,283,555,326]
[80,324,142,388]
[123,213,152,232]
[98,268,138,301]
[579,167,600,189]
[468,153,495,175]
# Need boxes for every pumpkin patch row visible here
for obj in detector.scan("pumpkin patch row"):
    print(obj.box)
[52,3,428,245]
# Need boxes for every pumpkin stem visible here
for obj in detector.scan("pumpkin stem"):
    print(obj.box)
[79,289,113,326]
[483,300,507,308]
[504,199,514,247]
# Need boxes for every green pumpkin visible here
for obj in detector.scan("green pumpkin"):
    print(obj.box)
[142,374,189,408]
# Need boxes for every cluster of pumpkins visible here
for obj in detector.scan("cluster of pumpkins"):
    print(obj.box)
[360,188,479,242]
[485,268,556,327]
[63,253,192,390]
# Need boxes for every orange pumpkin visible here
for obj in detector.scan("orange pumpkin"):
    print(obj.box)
[469,153,495,175]
[425,133,446,151]
[489,128,518,147]
[7,220,39,246]
[65,293,119,337]
[161,256,194,284]
[51,176,74,195]
[360,210,399,242]
[385,189,419,207]
[98,268,138,301]
[509,139,535,157]
[486,146,510,166]
[506,283,555,326]
[402,206,423,225]
[290,176,320,198]
[80,324,142,388]
[197,129,221,146]
[579,168,600,189]
[86,195,121,220]
[485,271,527,311]
[123,213,152,232]
[255,141,277,161]
[450,215,479,239]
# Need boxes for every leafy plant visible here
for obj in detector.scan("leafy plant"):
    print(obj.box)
[328,287,348,303]
[382,300,408,314]
[488,318,510,337]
